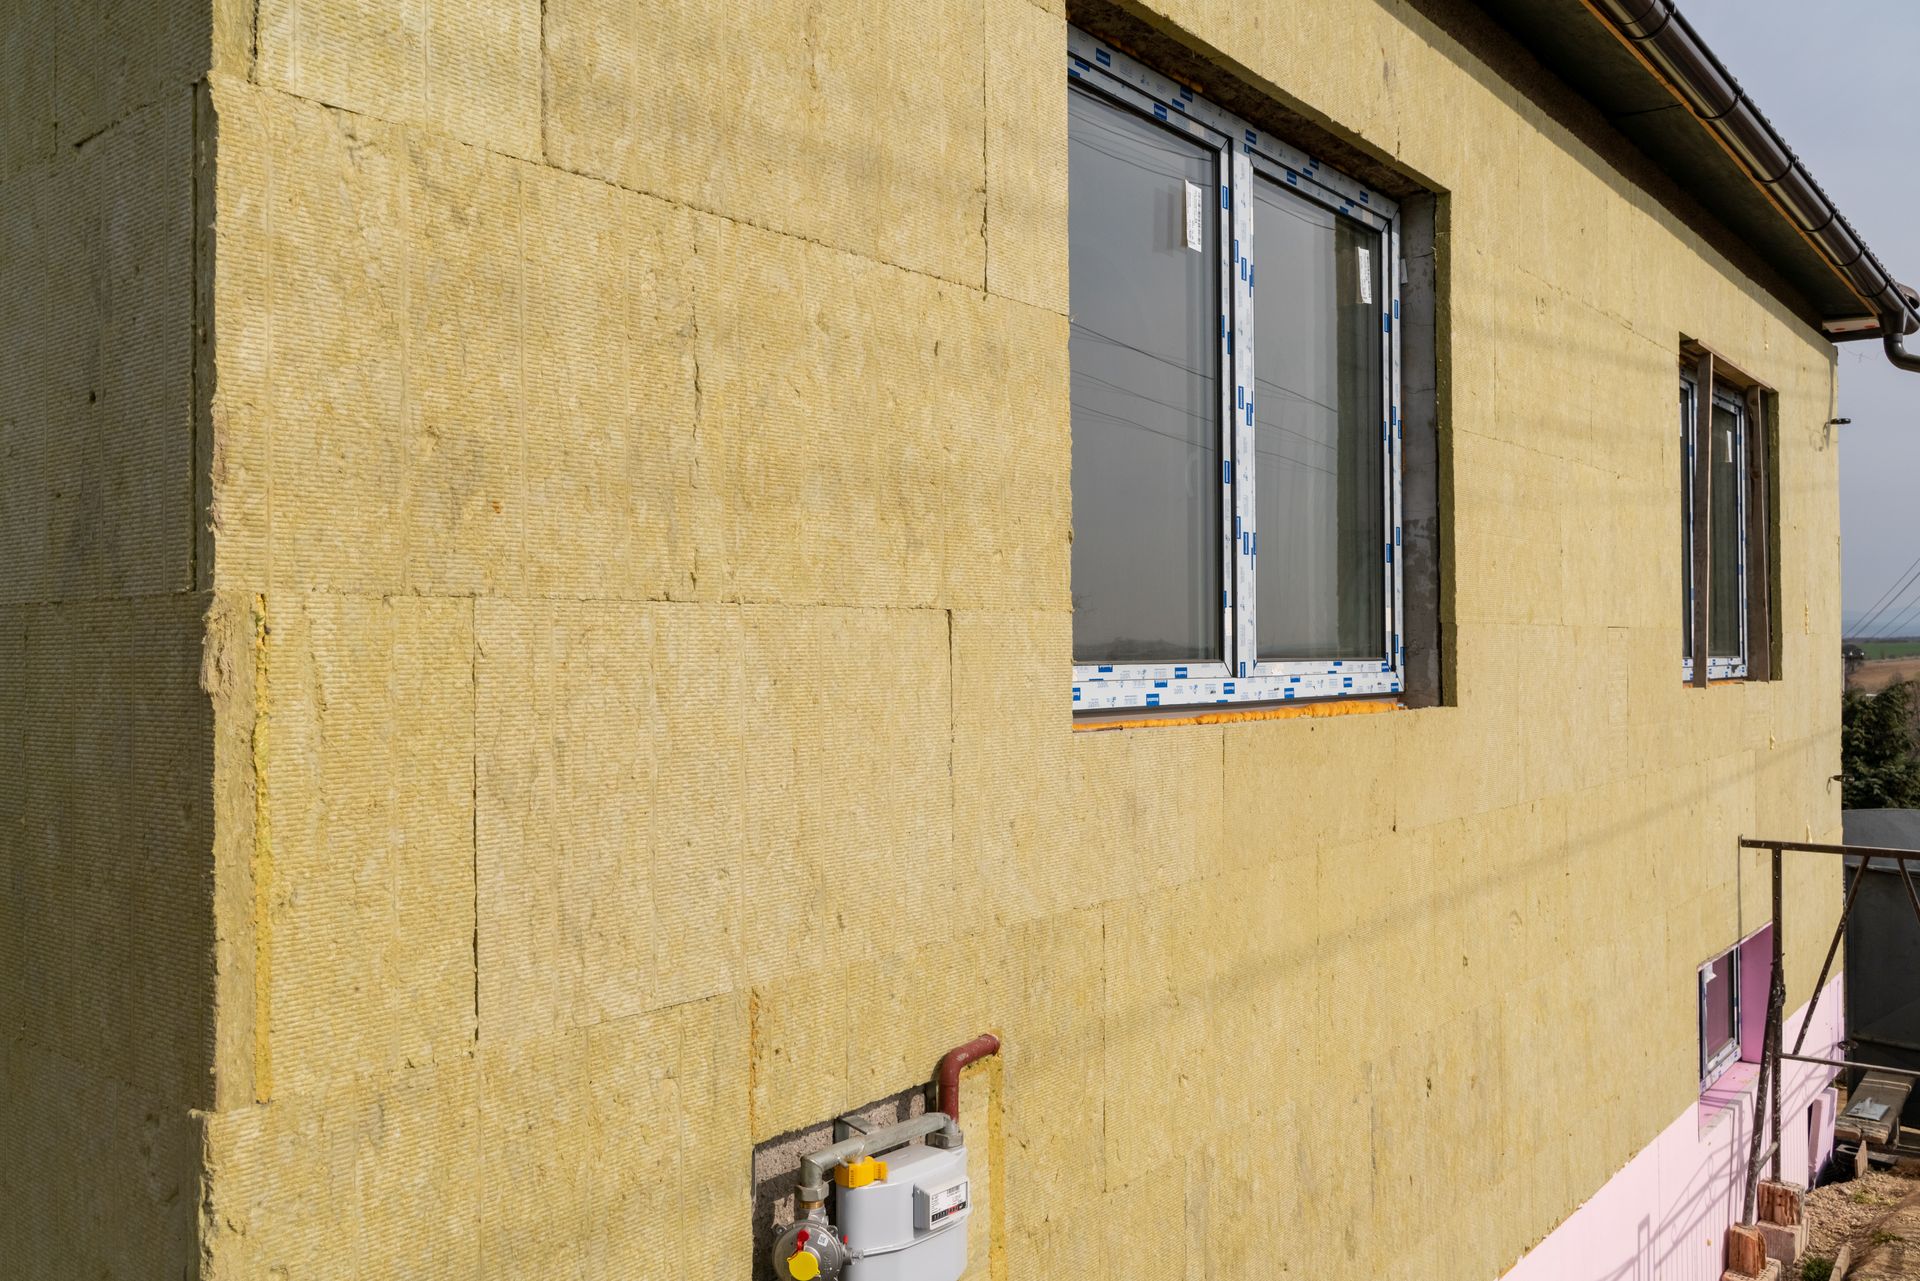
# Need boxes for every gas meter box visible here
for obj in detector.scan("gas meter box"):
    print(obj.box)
[838,1142,970,1281]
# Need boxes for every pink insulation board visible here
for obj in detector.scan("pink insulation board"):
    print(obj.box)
[1500,977,1843,1281]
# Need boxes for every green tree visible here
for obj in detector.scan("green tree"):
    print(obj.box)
[1841,679,1920,809]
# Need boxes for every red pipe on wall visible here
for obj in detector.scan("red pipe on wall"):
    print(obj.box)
[936,1034,1001,1120]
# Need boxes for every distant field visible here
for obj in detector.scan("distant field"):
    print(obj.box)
[1855,639,1920,660]
[1851,656,1920,692]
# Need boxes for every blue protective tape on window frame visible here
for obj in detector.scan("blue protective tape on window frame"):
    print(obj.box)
[1067,29,1404,712]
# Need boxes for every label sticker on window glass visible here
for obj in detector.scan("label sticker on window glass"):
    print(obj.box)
[1184,181,1204,253]
[1357,246,1373,304]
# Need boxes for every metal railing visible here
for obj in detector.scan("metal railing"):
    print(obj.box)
[1734,837,1920,1221]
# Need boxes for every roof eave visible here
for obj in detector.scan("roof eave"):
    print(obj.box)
[1472,0,1917,350]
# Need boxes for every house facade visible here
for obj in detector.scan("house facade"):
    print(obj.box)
[0,0,1890,1277]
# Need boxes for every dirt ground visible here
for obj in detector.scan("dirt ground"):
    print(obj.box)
[1803,1166,1920,1278]
[1848,658,1920,693]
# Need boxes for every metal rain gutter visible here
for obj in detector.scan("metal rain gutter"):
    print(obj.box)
[1579,0,1920,370]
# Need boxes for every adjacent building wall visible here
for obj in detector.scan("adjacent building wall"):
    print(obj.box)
[0,0,1849,1277]
[0,4,236,1275]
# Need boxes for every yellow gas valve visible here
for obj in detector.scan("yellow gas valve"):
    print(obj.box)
[835,1156,888,1189]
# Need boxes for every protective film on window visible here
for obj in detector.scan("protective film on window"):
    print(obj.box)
[1067,31,1403,712]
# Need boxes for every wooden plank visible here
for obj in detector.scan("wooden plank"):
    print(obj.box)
[1745,385,1773,681]
[1839,1071,1912,1146]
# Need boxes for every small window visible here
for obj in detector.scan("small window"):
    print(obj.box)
[1700,945,1740,1088]
[1067,32,1402,712]
[1680,346,1774,684]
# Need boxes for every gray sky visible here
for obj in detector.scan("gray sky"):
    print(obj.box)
[1681,0,1920,631]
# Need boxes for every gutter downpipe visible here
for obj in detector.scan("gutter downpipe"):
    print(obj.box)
[1887,329,1920,374]
[1580,0,1920,361]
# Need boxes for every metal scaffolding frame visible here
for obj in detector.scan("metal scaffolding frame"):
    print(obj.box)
[1736,837,1920,1224]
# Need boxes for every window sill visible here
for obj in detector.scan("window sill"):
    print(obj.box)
[1682,661,1749,684]
[1699,1059,1762,1136]
[1072,696,1402,732]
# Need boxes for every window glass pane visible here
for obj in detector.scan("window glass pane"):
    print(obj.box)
[1701,952,1735,1070]
[1681,382,1693,660]
[1252,177,1384,659]
[1709,398,1743,659]
[1068,88,1222,665]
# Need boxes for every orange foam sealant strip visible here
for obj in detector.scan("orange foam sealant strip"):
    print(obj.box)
[1073,697,1402,732]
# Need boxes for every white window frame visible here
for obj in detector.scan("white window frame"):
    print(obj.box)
[1699,945,1742,1090]
[1680,371,1749,683]
[1068,31,1403,712]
